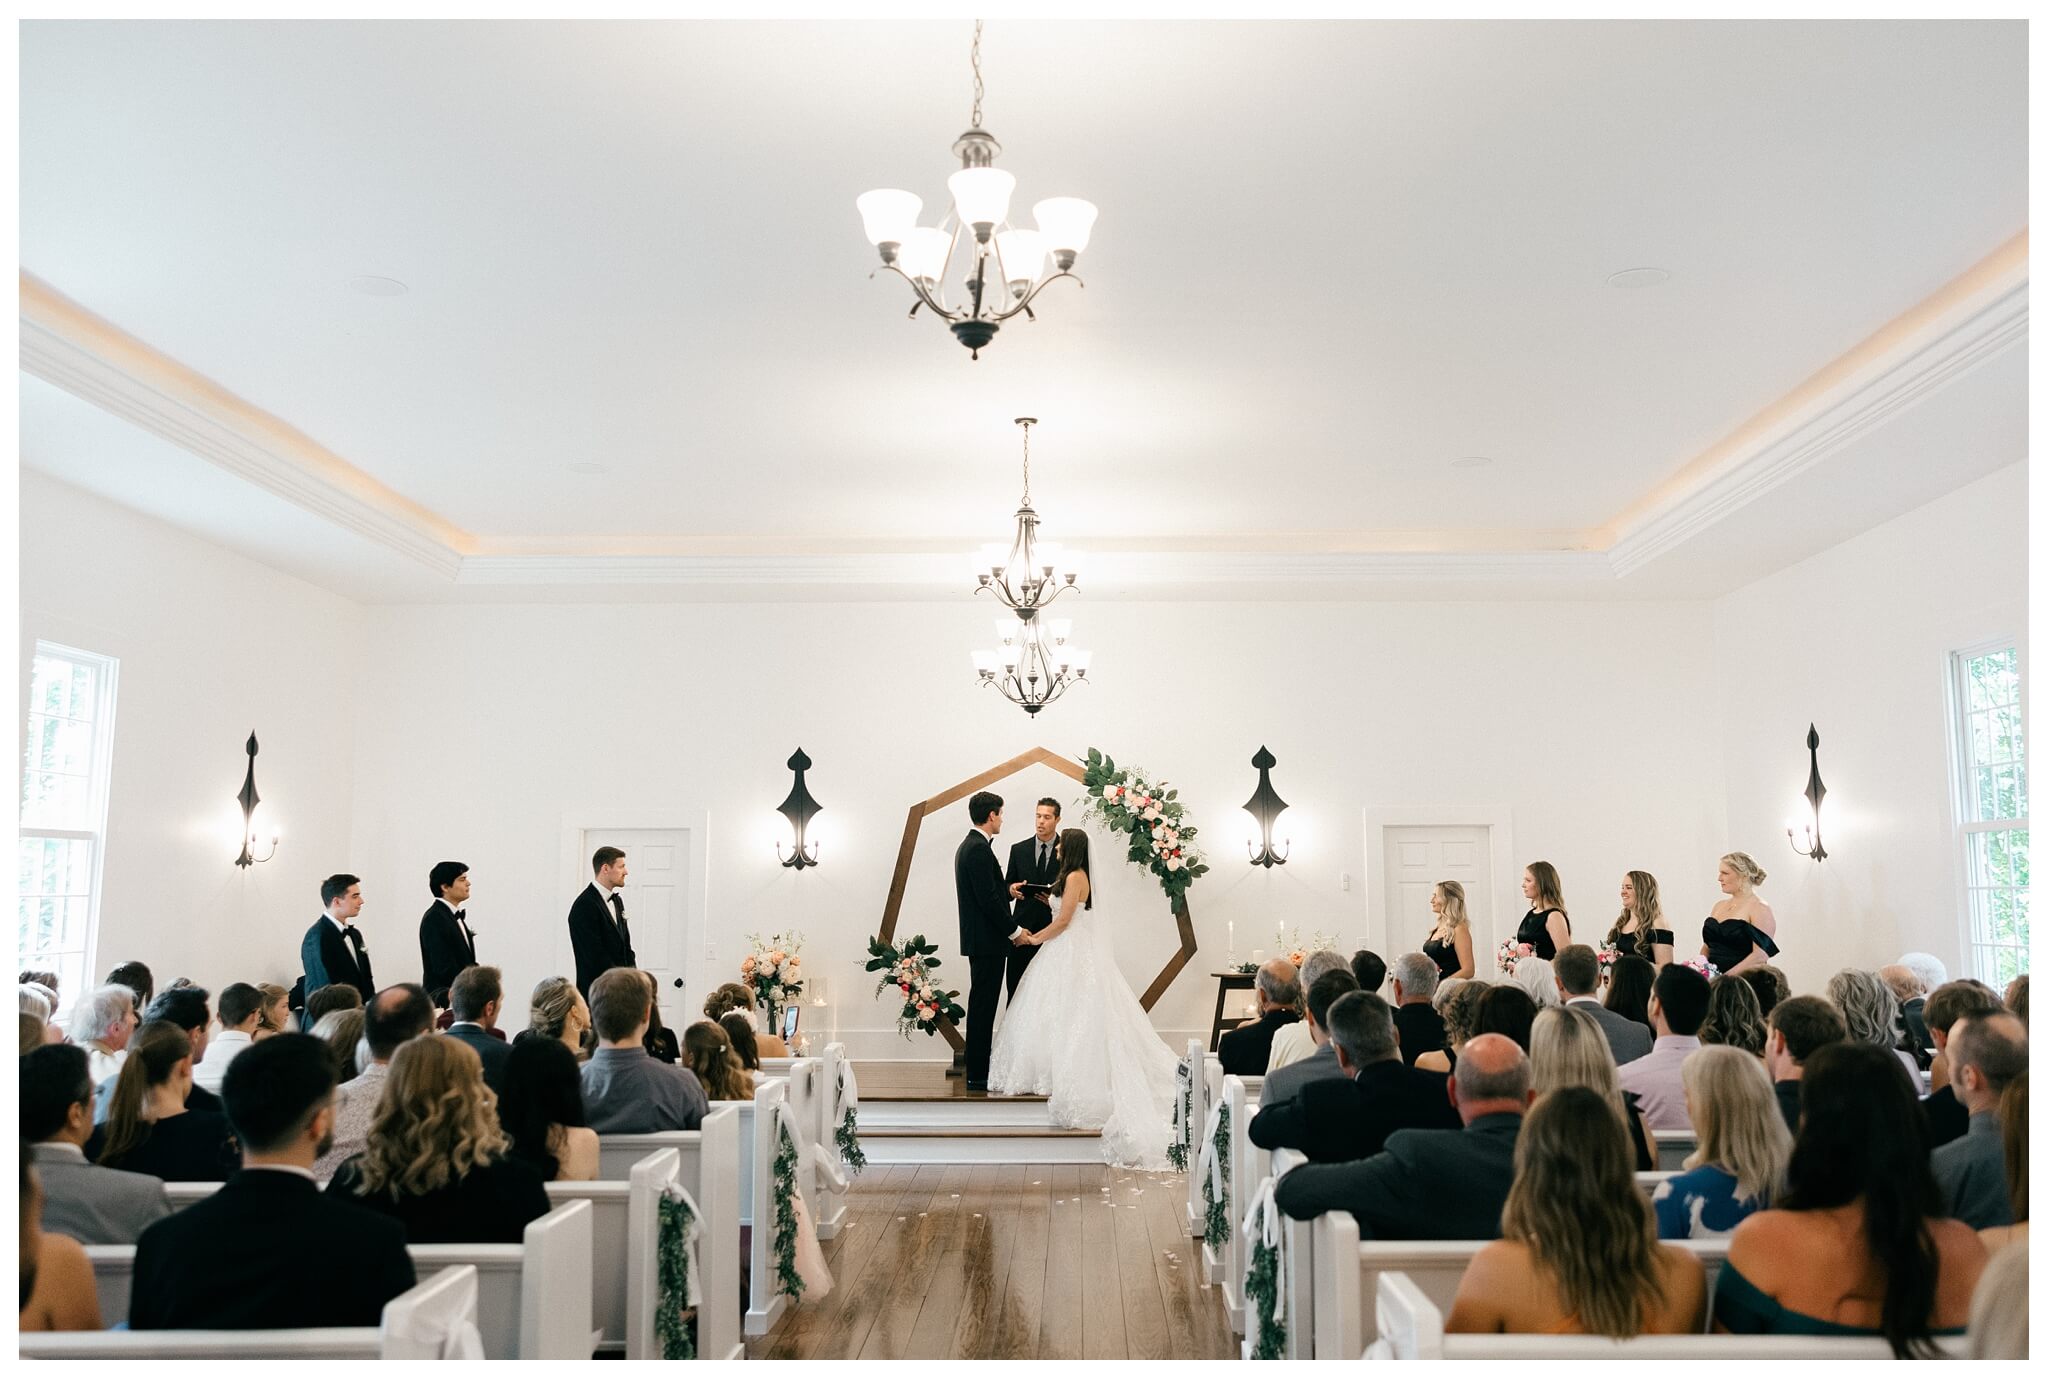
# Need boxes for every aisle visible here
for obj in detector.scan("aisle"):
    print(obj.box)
[748,1161,1236,1359]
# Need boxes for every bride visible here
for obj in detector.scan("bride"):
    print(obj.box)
[988,827,1183,1170]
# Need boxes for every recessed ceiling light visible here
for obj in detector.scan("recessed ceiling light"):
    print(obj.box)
[346,275,409,297]
[1606,267,1671,289]
[1449,455,1493,469]
[567,461,608,475]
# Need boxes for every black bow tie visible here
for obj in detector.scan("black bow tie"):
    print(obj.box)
[344,927,366,949]
[609,894,626,919]
[453,909,467,922]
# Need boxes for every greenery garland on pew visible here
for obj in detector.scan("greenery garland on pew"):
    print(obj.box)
[656,1192,697,1360]
[836,1104,867,1174]
[1243,1220,1284,1359]
[1168,1057,1194,1172]
[772,1117,805,1302]
[1202,1104,1232,1241]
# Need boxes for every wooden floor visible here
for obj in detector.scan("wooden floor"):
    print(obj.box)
[747,1162,1237,1360]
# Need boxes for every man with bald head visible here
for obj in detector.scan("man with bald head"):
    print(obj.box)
[1274,1032,1533,1239]
[315,982,433,1178]
[1218,957,1301,1076]
[1932,1012,2027,1228]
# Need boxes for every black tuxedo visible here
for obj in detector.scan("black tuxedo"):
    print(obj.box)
[1004,834,1060,998]
[130,1169,415,1329]
[1249,1058,1460,1162]
[419,900,477,1005]
[954,828,1015,1085]
[568,883,636,996]
[301,916,375,1003]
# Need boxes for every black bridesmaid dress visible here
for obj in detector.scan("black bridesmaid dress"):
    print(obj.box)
[1701,916,1779,973]
[1515,908,1568,961]
[1423,933,1464,980]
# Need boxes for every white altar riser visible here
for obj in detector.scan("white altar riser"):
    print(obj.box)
[805,1030,1212,1062]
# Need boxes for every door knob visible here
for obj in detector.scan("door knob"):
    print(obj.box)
[672,978,685,989]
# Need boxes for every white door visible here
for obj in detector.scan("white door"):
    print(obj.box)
[579,828,692,1019]
[1381,825,1493,968]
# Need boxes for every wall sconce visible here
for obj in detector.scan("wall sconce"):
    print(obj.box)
[1786,723,1828,862]
[776,747,822,870]
[234,731,279,868]
[1243,745,1290,868]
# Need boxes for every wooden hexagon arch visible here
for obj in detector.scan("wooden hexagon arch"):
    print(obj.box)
[879,745,1200,1052]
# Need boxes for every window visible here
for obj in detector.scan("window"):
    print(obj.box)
[18,643,120,1006]
[1950,642,2027,987]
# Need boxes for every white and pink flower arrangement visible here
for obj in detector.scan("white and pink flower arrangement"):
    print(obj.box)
[741,931,805,1024]
[1595,941,1621,984]
[1681,954,1720,982]
[863,934,965,1038]
[1496,938,1535,976]
[1080,747,1208,903]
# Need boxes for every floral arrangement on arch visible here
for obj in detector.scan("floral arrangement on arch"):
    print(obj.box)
[864,934,967,1039]
[1496,938,1534,977]
[1079,748,1208,902]
[742,931,805,1022]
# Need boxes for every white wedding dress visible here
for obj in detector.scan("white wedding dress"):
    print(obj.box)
[987,887,1182,1170]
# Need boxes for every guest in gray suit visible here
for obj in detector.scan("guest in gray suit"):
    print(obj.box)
[22,1044,171,1243]
[1556,944,1653,1066]
[1259,968,1359,1107]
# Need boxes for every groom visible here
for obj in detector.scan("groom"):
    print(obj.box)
[954,789,1030,1092]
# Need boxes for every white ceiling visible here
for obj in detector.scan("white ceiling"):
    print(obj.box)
[17,18,2030,601]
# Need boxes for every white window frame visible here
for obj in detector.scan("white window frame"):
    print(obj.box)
[1945,636,2027,986]
[18,641,121,1004]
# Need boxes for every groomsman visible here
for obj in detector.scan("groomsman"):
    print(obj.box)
[301,874,376,1004]
[1004,797,1062,999]
[568,847,637,997]
[418,861,478,1007]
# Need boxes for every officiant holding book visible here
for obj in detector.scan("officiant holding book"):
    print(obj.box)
[1004,798,1064,999]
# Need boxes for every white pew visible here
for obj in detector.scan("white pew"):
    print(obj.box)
[1371,1270,1962,1359]
[22,1265,480,1360]
[1269,1148,1315,1360]
[1183,1040,1223,1236]
[409,1197,594,1359]
[758,1055,835,1239]
[1652,1130,1697,1171]
[163,1181,221,1209]
[814,1041,853,1235]
[1218,1076,1266,1333]
[735,1077,796,1337]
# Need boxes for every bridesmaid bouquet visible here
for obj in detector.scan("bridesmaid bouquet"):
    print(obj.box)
[1595,942,1621,984]
[1682,954,1720,981]
[1496,939,1535,976]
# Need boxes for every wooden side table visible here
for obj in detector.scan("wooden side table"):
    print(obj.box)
[1208,970,1257,1051]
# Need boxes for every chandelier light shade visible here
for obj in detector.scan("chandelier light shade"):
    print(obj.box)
[856,21,1098,359]
[972,418,1090,715]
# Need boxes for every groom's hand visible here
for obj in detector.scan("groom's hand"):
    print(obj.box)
[1008,881,1026,899]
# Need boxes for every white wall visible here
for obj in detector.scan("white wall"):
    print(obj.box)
[19,471,364,1001]
[1715,461,2028,995]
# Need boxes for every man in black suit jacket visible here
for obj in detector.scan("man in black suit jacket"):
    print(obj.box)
[130,1033,415,1329]
[301,873,376,1004]
[419,860,478,1007]
[443,964,513,1099]
[1218,959,1301,1075]
[955,791,1026,1091]
[1251,992,1461,1162]
[1388,953,1448,1065]
[1002,797,1064,999]
[568,846,637,996]
[1274,1033,1532,1239]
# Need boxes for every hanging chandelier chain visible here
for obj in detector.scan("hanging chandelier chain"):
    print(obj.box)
[969,19,985,129]
[1019,417,1031,507]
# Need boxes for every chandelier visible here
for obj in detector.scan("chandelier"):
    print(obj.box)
[855,21,1099,360]
[972,418,1090,715]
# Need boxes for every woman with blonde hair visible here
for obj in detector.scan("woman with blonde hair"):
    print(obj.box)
[326,1036,549,1242]
[1530,1006,1654,1170]
[1827,968,1921,1080]
[1653,1045,1791,1238]
[87,1021,238,1180]
[1606,871,1674,967]
[1702,852,1779,976]
[517,976,590,1060]
[253,983,292,1040]
[1422,881,1474,981]
[1415,979,1489,1075]
[704,982,790,1058]
[1699,974,1769,1058]
[1449,1086,1706,1336]
[1514,861,1571,961]
[684,1020,754,1101]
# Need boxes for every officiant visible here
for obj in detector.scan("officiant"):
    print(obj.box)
[1004,797,1064,998]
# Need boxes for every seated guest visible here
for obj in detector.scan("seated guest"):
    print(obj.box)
[1922,980,2005,1145]
[684,1020,756,1101]
[1654,1045,1790,1239]
[19,969,61,1002]
[70,982,138,1086]
[1699,974,1768,1058]
[444,964,514,1098]
[95,985,221,1119]
[705,982,790,1058]
[18,1150,101,1333]
[1388,952,1447,1065]
[1274,1033,1531,1238]
[1218,958,1300,1076]
[86,1022,238,1181]
[1896,952,1949,1042]
[1529,1006,1653,1169]
[1470,983,1537,1051]
[1265,950,1349,1072]
[1932,1012,2028,1229]
[1977,1071,2027,1254]
[254,982,293,1040]
[302,981,364,1033]
[316,983,434,1180]
[1827,967,1920,1081]
[1261,969,1358,1104]
[1717,1042,1986,1354]
[1508,956,1562,1011]
[1616,963,1711,1131]
[1966,1239,2028,1360]
[20,1011,48,1053]
[721,1010,764,1070]
[194,982,264,1096]
[1449,1086,1706,1336]
[517,976,591,1060]
[1414,980,1488,1075]
[1881,964,1931,1063]
[1603,953,1656,1031]
[131,1034,415,1328]
[640,970,682,1064]
[1764,994,1846,1131]
[502,1037,599,1181]
[22,1045,170,1242]
[106,960,155,1014]
[2005,973,2028,1028]
[1740,964,1790,1021]
[1555,944,1651,1065]
[1250,991,1458,1162]
[311,1007,367,1081]
[1350,948,1387,996]
[327,1037,549,1242]
[581,967,709,1133]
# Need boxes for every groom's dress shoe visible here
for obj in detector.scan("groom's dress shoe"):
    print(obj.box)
[965,1080,989,1093]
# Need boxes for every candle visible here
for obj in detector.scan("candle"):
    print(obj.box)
[1227,920,1235,961]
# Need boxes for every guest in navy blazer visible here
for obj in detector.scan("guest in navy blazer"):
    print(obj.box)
[442,965,513,1101]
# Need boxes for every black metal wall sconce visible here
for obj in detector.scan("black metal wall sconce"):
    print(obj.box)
[776,747,822,870]
[1243,745,1290,868]
[234,732,279,868]
[1786,723,1828,862]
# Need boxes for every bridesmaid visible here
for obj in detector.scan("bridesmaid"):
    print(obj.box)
[1701,852,1780,976]
[1515,861,1572,961]
[1606,871,1675,968]
[1423,881,1475,980]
